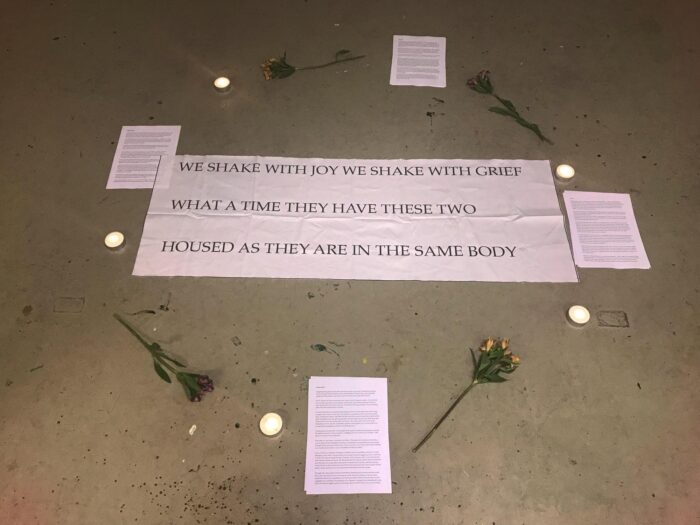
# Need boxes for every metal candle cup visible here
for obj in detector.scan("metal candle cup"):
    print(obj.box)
[555,164,576,181]
[104,231,125,250]
[259,412,283,437]
[213,76,231,93]
[567,305,591,326]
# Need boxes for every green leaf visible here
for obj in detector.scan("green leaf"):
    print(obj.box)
[477,353,491,373]
[176,372,200,400]
[468,84,489,94]
[530,124,546,138]
[469,348,478,371]
[335,49,351,60]
[477,363,496,382]
[511,116,552,143]
[153,360,171,383]
[496,96,517,114]
[180,382,197,400]
[114,313,154,352]
[159,352,186,368]
[515,117,535,130]
[477,76,493,94]
[488,106,514,117]
[183,372,202,392]
[127,309,157,316]
[276,68,296,79]
[487,375,506,383]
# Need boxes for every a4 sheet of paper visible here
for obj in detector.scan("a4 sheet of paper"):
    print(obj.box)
[304,377,392,495]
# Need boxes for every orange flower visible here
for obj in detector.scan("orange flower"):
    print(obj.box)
[261,60,274,80]
[260,55,296,80]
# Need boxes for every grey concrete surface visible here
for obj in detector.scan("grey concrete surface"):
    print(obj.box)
[1,1,699,523]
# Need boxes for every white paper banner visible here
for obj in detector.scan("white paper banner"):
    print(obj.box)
[133,156,577,282]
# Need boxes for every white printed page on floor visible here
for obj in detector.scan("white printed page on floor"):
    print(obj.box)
[132,155,578,282]
[564,191,650,269]
[106,125,181,189]
[304,376,392,495]
[390,35,446,88]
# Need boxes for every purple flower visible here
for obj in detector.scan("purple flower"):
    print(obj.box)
[466,69,493,94]
[176,372,215,402]
[114,313,218,403]
[197,375,215,393]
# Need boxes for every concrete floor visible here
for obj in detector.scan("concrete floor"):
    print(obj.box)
[1,1,699,523]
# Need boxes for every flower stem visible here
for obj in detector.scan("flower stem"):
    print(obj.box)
[113,313,176,371]
[497,94,552,144]
[297,55,365,71]
[412,380,479,453]
[154,353,178,373]
[113,313,153,350]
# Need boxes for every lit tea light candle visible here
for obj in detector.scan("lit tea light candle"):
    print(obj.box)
[259,412,283,437]
[567,305,591,326]
[555,164,576,181]
[104,231,125,249]
[213,76,231,93]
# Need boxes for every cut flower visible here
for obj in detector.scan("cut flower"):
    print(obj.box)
[261,49,365,80]
[467,70,552,144]
[412,337,520,452]
[114,313,214,402]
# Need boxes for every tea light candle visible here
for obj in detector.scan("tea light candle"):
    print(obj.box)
[104,231,125,249]
[567,305,591,326]
[259,412,283,437]
[213,76,231,93]
[555,164,576,181]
